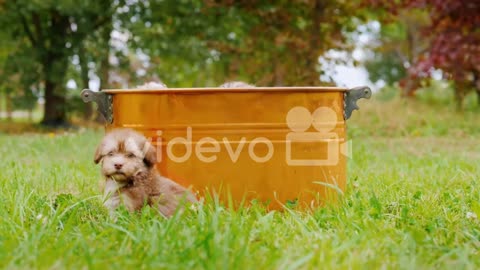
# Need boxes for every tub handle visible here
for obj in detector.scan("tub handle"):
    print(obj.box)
[344,86,372,120]
[80,89,113,123]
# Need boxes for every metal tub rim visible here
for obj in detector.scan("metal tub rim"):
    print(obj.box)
[102,86,349,94]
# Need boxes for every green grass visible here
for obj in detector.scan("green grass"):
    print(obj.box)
[1,97,479,269]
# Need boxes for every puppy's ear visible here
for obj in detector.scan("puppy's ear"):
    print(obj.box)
[94,143,104,164]
[143,142,157,167]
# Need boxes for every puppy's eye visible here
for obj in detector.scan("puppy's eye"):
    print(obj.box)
[107,151,114,156]
[126,153,135,158]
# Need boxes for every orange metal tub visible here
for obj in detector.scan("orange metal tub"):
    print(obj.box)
[81,86,371,209]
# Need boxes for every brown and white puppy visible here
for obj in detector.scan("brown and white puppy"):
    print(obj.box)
[219,81,255,88]
[94,128,197,218]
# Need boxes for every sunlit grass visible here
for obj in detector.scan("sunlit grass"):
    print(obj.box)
[0,97,479,269]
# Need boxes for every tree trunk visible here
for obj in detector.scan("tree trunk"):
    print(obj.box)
[454,84,465,111]
[39,11,71,127]
[42,78,67,126]
[28,108,33,122]
[78,44,94,120]
[304,0,325,86]
[98,17,112,91]
[401,78,418,97]
[473,70,480,107]
[41,54,69,126]
[0,92,4,120]
[273,58,285,86]
[0,92,3,120]
[95,17,112,123]
[5,93,12,121]
[221,60,232,83]
[476,89,480,107]
[456,97,464,111]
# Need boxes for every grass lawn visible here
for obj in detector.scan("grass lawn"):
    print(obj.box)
[1,97,479,269]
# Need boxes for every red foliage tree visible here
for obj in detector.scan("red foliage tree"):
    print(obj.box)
[372,0,480,107]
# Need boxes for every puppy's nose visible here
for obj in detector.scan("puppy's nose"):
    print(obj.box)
[114,163,123,170]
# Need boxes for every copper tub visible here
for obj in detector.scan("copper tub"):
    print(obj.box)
[81,86,371,209]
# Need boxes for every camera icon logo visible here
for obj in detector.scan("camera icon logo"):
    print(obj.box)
[285,106,351,166]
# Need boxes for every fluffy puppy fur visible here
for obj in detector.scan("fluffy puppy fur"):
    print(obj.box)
[136,81,168,89]
[94,128,197,218]
[219,81,255,88]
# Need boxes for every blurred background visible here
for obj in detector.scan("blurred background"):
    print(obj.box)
[0,0,478,128]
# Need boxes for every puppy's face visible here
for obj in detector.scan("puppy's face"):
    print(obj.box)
[94,129,156,182]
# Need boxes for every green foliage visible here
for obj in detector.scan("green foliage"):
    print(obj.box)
[126,0,365,86]
[365,51,406,85]
[363,9,429,90]
[0,0,118,124]
[1,42,41,112]
[414,80,455,106]
[0,0,371,122]
[373,84,399,101]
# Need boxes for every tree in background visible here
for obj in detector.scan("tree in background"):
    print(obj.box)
[205,0,364,86]
[364,9,429,94]
[2,49,41,121]
[130,0,365,87]
[370,0,480,108]
[0,0,372,124]
[0,23,42,121]
[411,0,480,108]
[0,1,116,126]
[210,0,355,85]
